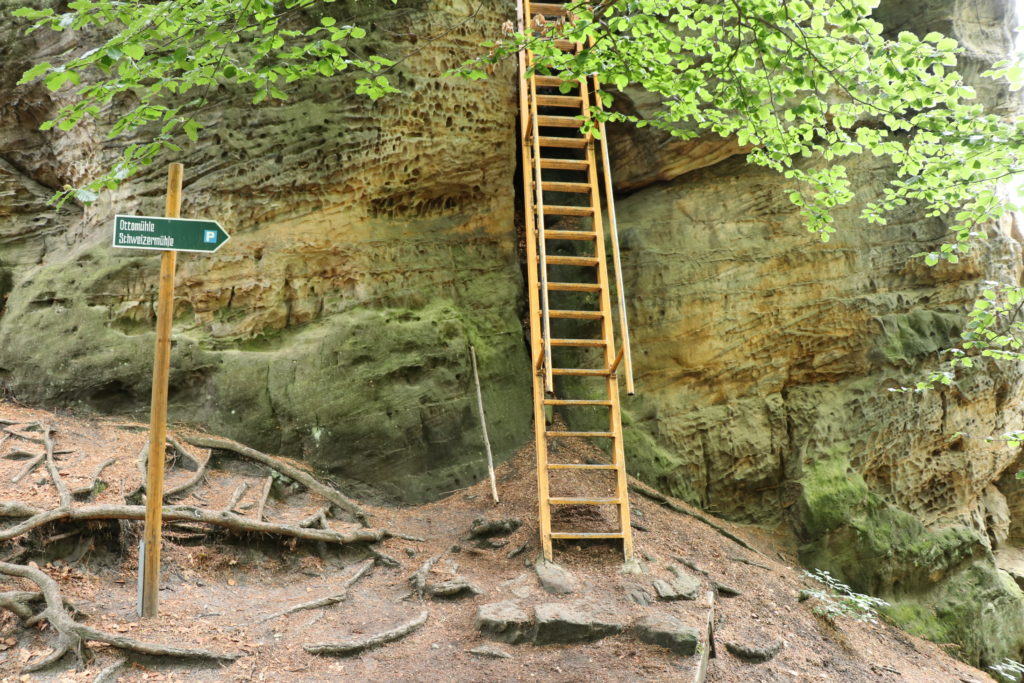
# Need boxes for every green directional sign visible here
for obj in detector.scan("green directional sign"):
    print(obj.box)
[112,215,230,253]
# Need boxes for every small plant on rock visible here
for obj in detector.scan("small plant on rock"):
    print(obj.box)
[990,658,1024,682]
[801,569,890,624]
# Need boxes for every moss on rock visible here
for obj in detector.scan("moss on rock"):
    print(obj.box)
[798,454,1024,666]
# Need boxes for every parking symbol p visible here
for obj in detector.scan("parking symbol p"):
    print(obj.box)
[203,230,217,244]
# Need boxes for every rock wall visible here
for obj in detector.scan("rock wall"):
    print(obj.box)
[0,0,531,502]
[3,0,1024,666]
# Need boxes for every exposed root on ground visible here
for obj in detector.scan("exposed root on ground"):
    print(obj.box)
[0,561,240,672]
[628,481,767,557]
[303,610,429,656]
[260,558,374,623]
[183,434,370,525]
[0,501,389,546]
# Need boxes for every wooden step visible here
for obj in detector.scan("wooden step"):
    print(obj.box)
[549,497,620,505]
[545,282,601,292]
[542,181,591,193]
[550,337,605,347]
[540,158,589,171]
[530,3,571,16]
[544,255,599,267]
[546,431,615,438]
[534,75,576,88]
[537,115,584,128]
[549,309,603,319]
[550,531,625,540]
[551,367,610,376]
[544,229,596,241]
[537,94,583,108]
[543,398,612,406]
[553,39,578,51]
[537,136,589,149]
[543,204,593,215]
[547,462,616,470]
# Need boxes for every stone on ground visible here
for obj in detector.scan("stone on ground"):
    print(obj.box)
[476,601,532,644]
[632,614,700,656]
[535,561,577,595]
[725,638,783,662]
[533,602,624,645]
[468,644,513,659]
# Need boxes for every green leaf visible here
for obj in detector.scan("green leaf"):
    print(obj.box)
[182,118,199,142]
[122,43,144,60]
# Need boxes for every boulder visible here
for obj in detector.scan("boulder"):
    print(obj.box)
[475,602,532,645]
[632,615,700,656]
[533,603,624,645]
[535,561,576,595]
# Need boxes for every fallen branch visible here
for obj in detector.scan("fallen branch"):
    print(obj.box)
[0,561,240,672]
[0,502,388,547]
[304,610,428,656]
[627,482,767,558]
[3,448,39,460]
[183,435,370,525]
[260,558,373,623]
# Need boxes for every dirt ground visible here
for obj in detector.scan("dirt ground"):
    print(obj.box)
[0,400,995,682]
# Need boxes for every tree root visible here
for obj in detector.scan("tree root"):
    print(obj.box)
[260,558,373,623]
[254,476,273,521]
[0,502,388,547]
[304,610,428,656]
[225,482,250,513]
[72,458,117,502]
[183,435,370,525]
[93,656,128,683]
[628,482,767,558]
[409,554,442,597]
[12,452,45,483]
[0,561,240,672]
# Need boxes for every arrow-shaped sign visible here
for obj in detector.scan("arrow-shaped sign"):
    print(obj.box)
[112,214,230,253]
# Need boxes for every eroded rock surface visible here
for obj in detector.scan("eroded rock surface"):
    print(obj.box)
[0,0,530,502]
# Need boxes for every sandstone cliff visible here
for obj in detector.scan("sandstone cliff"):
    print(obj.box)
[2,0,1024,668]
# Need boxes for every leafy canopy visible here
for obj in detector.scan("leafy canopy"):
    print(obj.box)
[13,0,1024,409]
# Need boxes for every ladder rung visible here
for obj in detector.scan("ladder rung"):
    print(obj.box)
[550,531,625,540]
[531,3,571,16]
[538,115,584,128]
[553,39,578,51]
[542,181,591,193]
[540,158,589,171]
[546,431,615,438]
[544,229,596,241]
[537,94,583,108]
[551,368,610,376]
[543,398,612,406]
[550,338,605,347]
[547,462,617,470]
[544,255,599,267]
[534,75,576,88]
[545,281,601,292]
[537,136,589,149]
[549,497,621,505]
[549,309,602,319]
[543,204,593,216]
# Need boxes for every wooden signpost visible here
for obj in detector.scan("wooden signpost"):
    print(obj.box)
[113,164,230,617]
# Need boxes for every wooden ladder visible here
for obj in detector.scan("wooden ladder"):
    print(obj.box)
[516,0,636,562]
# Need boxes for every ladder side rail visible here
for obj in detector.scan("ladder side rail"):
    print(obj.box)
[590,67,635,396]
[518,1,544,378]
[528,62,555,394]
[580,69,634,562]
[519,0,554,561]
